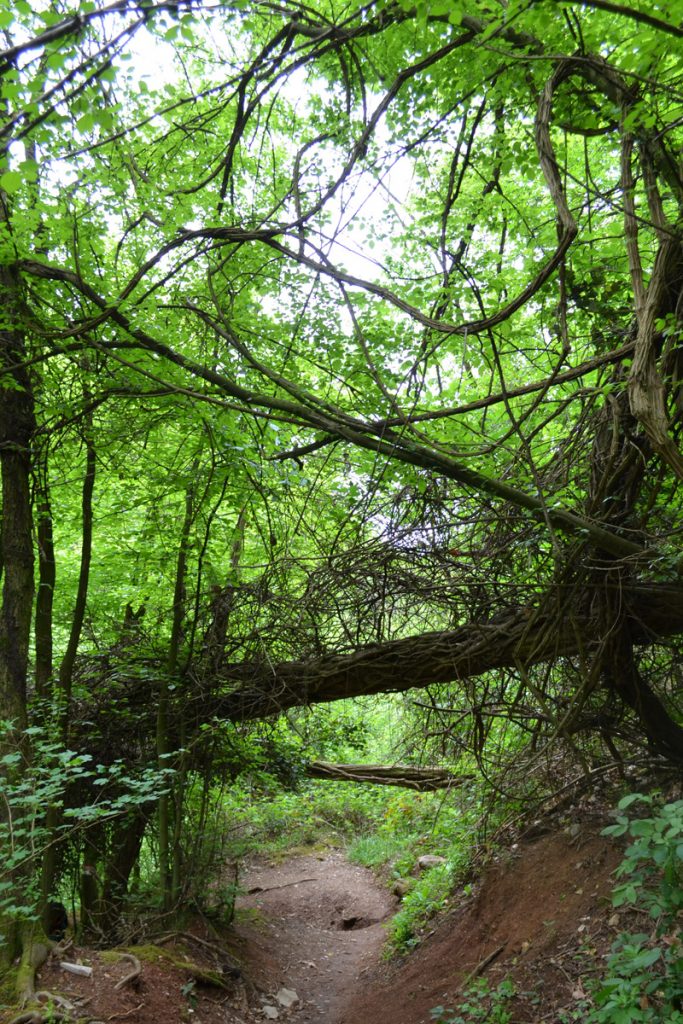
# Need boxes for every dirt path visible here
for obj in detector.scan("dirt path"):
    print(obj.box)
[231,851,395,1024]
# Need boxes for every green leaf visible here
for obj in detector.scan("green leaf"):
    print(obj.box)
[18,158,38,184]
[0,170,23,194]
[76,112,96,133]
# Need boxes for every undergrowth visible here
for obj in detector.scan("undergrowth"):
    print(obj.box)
[223,779,390,856]
[347,787,494,954]
[432,792,683,1024]
[222,769,491,956]
[584,793,683,1024]
[431,978,516,1024]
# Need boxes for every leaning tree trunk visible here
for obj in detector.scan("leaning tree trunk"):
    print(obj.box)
[39,412,97,909]
[159,472,196,913]
[100,812,148,938]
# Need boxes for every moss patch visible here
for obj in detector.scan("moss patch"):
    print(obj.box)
[0,966,18,1010]
[111,945,232,989]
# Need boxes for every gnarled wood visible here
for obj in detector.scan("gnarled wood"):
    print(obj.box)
[213,584,683,761]
[305,761,473,791]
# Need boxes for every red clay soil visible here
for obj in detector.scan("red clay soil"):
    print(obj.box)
[10,821,624,1024]
[26,937,242,1024]
[341,826,622,1024]
[229,821,624,1024]
[230,849,396,1023]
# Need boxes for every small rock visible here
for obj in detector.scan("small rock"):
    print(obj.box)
[275,987,299,1009]
[393,879,411,898]
[417,855,446,870]
[263,1006,279,1020]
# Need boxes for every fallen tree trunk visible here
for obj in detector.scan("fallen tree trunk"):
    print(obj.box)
[305,761,473,791]
[215,583,683,716]
[213,583,683,760]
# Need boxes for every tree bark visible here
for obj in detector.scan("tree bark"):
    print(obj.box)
[0,213,36,972]
[100,812,147,936]
[0,262,34,732]
[58,414,96,720]
[305,761,474,790]
[159,473,195,912]
[34,457,55,700]
[212,583,683,759]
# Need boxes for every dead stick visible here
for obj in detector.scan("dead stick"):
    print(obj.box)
[460,944,506,990]
[248,877,318,894]
[106,1002,145,1020]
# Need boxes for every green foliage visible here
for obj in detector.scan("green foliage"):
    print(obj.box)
[347,833,408,869]
[605,794,683,921]
[388,861,456,953]
[222,779,389,857]
[1,0,683,949]
[430,978,516,1024]
[0,720,173,933]
[582,794,683,1024]
[347,787,491,954]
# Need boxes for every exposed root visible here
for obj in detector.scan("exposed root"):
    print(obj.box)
[16,932,52,1007]
[113,953,141,991]
[7,989,77,1024]
[155,930,241,977]
[248,878,317,894]
[103,1002,144,1019]
[459,944,506,991]
[36,991,76,1012]
[8,1010,69,1024]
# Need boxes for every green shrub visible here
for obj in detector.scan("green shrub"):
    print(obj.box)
[430,978,516,1023]
[347,833,409,868]
[585,794,683,1024]
[388,861,455,953]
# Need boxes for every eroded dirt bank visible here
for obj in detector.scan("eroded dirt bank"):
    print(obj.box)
[231,827,622,1024]
[27,824,624,1024]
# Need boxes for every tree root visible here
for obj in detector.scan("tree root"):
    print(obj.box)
[155,931,241,978]
[15,932,51,1006]
[36,992,76,1011]
[113,953,141,991]
[115,943,236,988]
[7,990,79,1024]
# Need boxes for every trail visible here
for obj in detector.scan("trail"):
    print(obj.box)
[232,850,395,1023]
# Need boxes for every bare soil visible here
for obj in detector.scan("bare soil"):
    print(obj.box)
[230,849,396,1023]
[342,825,622,1023]
[14,818,625,1024]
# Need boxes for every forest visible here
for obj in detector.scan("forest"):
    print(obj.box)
[0,0,682,1019]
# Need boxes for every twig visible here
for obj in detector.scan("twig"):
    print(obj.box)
[248,877,317,894]
[106,1003,144,1020]
[459,944,506,990]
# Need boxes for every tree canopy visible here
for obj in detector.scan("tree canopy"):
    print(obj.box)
[1,0,683,978]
